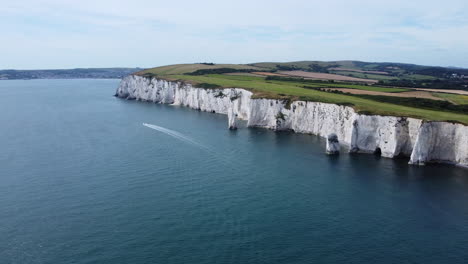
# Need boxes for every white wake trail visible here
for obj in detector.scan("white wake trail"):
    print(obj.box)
[143,123,243,168]
[143,123,210,150]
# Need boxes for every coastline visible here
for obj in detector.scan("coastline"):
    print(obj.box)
[116,75,468,168]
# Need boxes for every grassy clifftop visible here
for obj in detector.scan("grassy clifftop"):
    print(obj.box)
[134,63,468,124]
[136,63,266,75]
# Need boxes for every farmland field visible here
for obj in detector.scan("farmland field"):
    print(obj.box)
[278,70,378,83]
[328,67,390,75]
[416,88,468,95]
[136,63,468,124]
[298,81,409,93]
[329,70,399,81]
[323,88,444,100]
[432,93,468,105]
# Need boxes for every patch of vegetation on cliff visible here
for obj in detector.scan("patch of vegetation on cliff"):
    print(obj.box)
[142,72,156,78]
[196,83,222,89]
[275,112,286,121]
[230,91,241,101]
[214,91,226,98]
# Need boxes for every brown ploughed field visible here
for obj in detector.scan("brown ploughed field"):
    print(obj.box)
[278,70,378,84]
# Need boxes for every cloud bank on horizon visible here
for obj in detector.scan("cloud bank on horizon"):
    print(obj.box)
[1,0,468,69]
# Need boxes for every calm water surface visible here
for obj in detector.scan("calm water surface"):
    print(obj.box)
[0,79,467,264]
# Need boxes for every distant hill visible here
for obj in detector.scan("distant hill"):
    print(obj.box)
[249,61,468,90]
[0,68,141,80]
[4,60,468,90]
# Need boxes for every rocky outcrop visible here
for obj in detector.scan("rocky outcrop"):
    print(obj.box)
[349,116,422,158]
[326,133,340,155]
[116,75,468,167]
[228,107,238,130]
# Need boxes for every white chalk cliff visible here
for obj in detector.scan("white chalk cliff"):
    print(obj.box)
[116,75,468,167]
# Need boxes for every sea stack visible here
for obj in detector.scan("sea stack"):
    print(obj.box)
[326,133,340,155]
[228,107,238,130]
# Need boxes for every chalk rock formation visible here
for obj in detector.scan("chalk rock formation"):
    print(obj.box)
[326,133,340,155]
[115,75,468,167]
[228,107,238,130]
[409,122,468,166]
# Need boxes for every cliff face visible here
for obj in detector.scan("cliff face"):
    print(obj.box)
[116,75,468,167]
[409,122,468,166]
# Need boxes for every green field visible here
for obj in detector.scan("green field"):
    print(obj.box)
[432,93,468,105]
[402,74,437,80]
[296,81,409,93]
[137,64,468,124]
[229,74,409,92]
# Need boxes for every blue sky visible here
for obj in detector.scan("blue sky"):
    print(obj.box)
[1,0,468,69]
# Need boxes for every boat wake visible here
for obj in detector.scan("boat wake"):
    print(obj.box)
[143,123,210,151]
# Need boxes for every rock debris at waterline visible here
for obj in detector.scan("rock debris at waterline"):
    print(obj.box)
[115,75,468,167]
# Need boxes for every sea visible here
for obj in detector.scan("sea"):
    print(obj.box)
[1,79,467,264]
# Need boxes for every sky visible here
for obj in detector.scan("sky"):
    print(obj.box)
[1,0,468,69]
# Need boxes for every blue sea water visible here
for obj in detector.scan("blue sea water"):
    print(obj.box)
[0,79,467,264]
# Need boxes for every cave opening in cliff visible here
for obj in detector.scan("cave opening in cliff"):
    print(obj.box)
[374,147,382,157]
